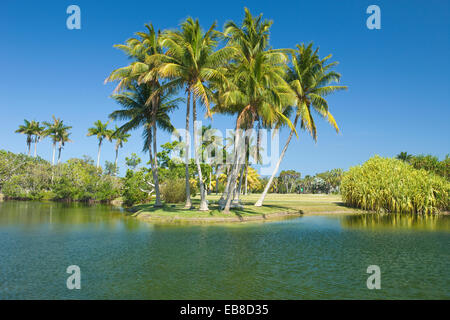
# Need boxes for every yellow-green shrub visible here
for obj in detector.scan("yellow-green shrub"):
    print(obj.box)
[341,156,450,214]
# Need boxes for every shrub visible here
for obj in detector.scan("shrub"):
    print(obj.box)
[341,156,450,214]
[161,179,186,203]
[122,169,149,207]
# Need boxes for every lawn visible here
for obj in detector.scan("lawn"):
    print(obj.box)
[130,193,361,223]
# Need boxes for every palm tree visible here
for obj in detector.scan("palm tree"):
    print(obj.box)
[57,129,72,164]
[109,82,180,207]
[396,152,413,163]
[255,43,347,206]
[108,126,131,175]
[15,120,35,156]
[43,116,70,165]
[87,120,110,168]
[32,122,45,157]
[149,18,235,210]
[106,23,172,207]
[216,8,295,213]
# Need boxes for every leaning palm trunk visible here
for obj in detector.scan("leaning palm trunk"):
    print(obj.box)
[234,164,245,202]
[152,106,162,207]
[184,90,192,209]
[223,127,245,213]
[193,97,208,211]
[255,115,299,207]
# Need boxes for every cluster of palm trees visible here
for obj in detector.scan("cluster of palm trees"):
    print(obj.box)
[103,8,346,212]
[15,116,72,164]
[87,120,130,173]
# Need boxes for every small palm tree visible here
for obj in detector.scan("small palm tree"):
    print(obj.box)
[396,152,413,163]
[32,122,46,157]
[43,116,70,165]
[15,120,35,156]
[87,120,110,168]
[57,129,72,164]
[108,126,131,175]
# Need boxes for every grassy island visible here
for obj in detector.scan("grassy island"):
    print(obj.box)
[129,194,361,224]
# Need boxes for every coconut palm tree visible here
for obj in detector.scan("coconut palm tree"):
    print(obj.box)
[106,23,172,207]
[32,122,45,158]
[255,43,347,206]
[87,120,110,168]
[108,126,131,175]
[109,82,180,207]
[43,116,70,165]
[15,120,35,156]
[146,18,235,210]
[216,8,295,213]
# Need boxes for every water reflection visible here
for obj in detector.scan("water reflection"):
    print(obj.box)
[0,200,142,231]
[342,213,450,232]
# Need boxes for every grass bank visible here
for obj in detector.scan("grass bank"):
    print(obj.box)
[130,193,361,224]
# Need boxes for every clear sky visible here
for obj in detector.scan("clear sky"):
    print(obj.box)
[1,0,449,176]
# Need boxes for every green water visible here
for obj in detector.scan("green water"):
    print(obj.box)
[0,201,448,299]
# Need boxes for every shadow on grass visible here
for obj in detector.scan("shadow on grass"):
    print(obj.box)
[129,199,297,217]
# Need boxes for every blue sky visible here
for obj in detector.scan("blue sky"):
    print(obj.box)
[1,0,449,176]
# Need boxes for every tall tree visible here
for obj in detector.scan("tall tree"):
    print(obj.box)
[15,120,35,156]
[106,23,171,207]
[109,82,179,207]
[152,17,235,210]
[255,43,346,206]
[217,8,295,213]
[87,120,110,168]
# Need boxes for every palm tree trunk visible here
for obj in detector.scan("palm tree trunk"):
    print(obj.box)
[52,142,56,165]
[234,164,245,202]
[223,125,246,213]
[193,97,208,211]
[114,147,119,176]
[152,108,162,207]
[57,141,62,164]
[96,140,102,168]
[215,165,220,195]
[244,161,249,195]
[255,115,299,207]
[34,140,37,157]
[184,89,192,209]
[27,141,31,156]
[209,171,212,195]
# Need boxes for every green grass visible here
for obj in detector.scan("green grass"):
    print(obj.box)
[131,193,361,220]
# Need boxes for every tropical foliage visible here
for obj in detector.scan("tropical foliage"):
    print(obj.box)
[341,156,449,214]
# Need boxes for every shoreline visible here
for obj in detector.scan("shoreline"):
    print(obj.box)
[133,210,305,224]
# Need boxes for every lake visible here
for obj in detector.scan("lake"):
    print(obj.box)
[0,201,448,299]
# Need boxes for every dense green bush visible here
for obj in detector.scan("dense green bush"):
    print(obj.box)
[341,156,450,214]
[160,179,186,203]
[0,150,121,202]
[122,169,151,207]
